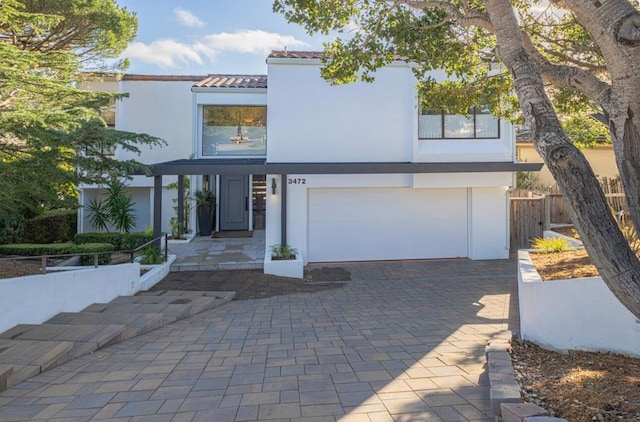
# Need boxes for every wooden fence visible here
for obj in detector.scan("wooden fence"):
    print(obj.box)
[510,177,627,250]
[510,195,545,251]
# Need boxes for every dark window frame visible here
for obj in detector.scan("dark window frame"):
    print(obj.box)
[418,106,501,140]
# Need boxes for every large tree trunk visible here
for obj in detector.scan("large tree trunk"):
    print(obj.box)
[560,0,640,235]
[485,0,640,319]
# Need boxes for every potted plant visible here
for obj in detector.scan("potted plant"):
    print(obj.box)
[270,244,297,260]
[195,190,215,236]
[264,244,304,279]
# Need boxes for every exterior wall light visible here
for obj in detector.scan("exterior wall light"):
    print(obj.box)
[271,177,277,194]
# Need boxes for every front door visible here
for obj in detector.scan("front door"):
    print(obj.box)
[219,175,249,231]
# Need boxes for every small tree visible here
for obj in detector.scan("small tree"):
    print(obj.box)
[86,178,137,233]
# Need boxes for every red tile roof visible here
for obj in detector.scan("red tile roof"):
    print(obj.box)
[268,50,324,59]
[194,75,268,89]
[268,50,406,61]
[123,74,207,81]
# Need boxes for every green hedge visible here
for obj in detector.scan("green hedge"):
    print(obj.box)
[0,213,24,245]
[74,233,123,250]
[122,233,153,250]
[0,243,114,265]
[74,232,153,251]
[0,242,113,256]
[22,209,77,244]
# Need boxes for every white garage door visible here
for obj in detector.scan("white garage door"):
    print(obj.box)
[308,187,468,262]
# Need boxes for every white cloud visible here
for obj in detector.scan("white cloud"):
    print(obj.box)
[122,30,309,69]
[174,8,205,28]
[122,40,208,68]
[201,29,309,55]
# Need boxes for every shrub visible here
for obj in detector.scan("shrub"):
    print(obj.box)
[75,243,114,265]
[0,213,24,245]
[270,244,298,259]
[122,232,153,250]
[22,209,77,244]
[74,232,154,251]
[75,233,123,250]
[85,178,137,233]
[531,237,572,253]
[0,242,114,265]
[139,246,164,264]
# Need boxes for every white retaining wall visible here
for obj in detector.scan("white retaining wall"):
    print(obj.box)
[0,264,140,333]
[518,250,640,357]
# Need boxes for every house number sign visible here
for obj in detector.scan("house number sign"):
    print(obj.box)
[287,178,306,184]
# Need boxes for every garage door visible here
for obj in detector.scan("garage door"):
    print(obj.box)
[308,187,468,262]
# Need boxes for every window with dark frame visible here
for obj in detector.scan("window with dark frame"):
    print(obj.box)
[418,106,500,139]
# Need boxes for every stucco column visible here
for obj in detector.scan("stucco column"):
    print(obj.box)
[153,175,163,246]
[281,174,287,246]
[177,175,184,228]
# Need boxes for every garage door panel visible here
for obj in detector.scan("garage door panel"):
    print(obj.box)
[308,188,468,262]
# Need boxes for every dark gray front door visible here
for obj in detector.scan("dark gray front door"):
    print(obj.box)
[219,175,249,231]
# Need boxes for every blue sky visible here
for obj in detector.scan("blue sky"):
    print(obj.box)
[116,0,330,75]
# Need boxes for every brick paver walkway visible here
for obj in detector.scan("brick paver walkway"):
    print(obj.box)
[0,259,517,421]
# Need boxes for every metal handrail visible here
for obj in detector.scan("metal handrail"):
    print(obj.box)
[0,234,169,273]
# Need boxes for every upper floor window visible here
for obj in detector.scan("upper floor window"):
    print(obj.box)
[202,105,266,157]
[419,106,499,139]
[100,99,116,128]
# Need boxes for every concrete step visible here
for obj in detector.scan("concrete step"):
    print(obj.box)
[0,339,74,388]
[121,313,165,339]
[0,323,126,360]
[0,364,13,391]
[0,290,236,393]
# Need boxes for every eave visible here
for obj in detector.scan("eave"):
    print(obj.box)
[149,159,544,176]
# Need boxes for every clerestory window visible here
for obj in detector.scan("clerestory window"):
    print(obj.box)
[418,106,499,139]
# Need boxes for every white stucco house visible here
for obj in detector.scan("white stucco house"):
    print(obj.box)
[78,51,541,265]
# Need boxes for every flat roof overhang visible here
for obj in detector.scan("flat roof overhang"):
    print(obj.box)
[149,159,543,176]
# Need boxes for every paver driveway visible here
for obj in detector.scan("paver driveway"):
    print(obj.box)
[0,259,518,421]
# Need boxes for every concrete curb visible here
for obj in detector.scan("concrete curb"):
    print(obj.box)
[486,331,568,422]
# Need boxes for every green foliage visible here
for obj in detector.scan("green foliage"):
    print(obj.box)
[74,232,123,249]
[562,115,610,149]
[516,172,540,190]
[139,247,164,265]
[531,237,572,253]
[86,198,110,232]
[74,231,151,251]
[169,217,185,239]
[270,244,298,259]
[273,1,606,128]
[621,225,640,255]
[0,0,164,225]
[195,190,215,210]
[0,212,25,245]
[167,177,193,233]
[0,242,113,256]
[22,209,77,244]
[85,178,137,233]
[121,232,153,250]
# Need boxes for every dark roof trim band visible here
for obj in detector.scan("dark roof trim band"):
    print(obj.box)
[149,159,543,176]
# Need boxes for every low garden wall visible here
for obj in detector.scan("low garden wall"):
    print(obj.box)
[518,250,640,357]
[0,264,140,333]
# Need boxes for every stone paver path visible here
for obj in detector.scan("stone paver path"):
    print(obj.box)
[0,259,517,421]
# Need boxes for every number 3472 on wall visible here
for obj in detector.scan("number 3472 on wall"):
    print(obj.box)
[287,178,306,185]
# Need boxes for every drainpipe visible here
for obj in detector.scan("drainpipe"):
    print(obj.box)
[153,175,163,247]
[281,174,287,246]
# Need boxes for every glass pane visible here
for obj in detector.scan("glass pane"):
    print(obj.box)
[475,109,499,138]
[418,114,442,138]
[202,106,266,156]
[444,114,474,138]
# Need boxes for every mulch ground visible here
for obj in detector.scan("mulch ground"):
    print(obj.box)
[512,341,640,422]
[151,267,349,300]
